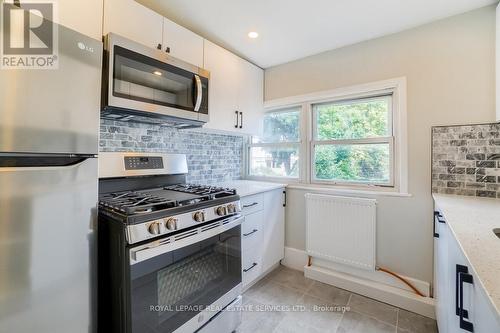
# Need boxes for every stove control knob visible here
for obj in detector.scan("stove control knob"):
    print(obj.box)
[165,218,178,231]
[216,206,227,216]
[227,204,236,214]
[193,211,205,223]
[148,222,161,235]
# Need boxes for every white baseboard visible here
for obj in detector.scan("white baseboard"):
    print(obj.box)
[283,247,435,319]
[281,247,309,271]
[314,257,431,297]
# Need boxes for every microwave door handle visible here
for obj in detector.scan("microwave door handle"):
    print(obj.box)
[194,74,203,112]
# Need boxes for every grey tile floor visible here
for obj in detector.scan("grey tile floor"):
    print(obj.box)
[237,265,438,333]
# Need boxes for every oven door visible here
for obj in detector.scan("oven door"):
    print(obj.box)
[127,215,242,333]
[104,33,209,123]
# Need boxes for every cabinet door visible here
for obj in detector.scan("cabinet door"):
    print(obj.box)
[471,276,500,332]
[237,59,264,136]
[103,0,163,49]
[434,213,449,333]
[447,231,474,333]
[203,40,240,132]
[162,18,203,67]
[261,189,285,273]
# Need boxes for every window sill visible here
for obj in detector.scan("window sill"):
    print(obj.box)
[285,183,412,198]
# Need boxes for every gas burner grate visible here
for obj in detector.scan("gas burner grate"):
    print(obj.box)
[164,184,236,197]
[99,191,177,215]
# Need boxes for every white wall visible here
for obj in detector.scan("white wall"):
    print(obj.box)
[265,5,496,283]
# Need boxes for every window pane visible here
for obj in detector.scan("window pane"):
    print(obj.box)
[252,108,300,143]
[249,145,299,178]
[314,96,391,140]
[314,144,391,184]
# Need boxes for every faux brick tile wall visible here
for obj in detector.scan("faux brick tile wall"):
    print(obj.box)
[99,119,244,184]
[432,123,500,198]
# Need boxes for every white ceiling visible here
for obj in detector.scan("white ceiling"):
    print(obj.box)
[138,0,497,68]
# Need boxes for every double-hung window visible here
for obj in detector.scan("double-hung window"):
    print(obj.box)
[312,95,394,186]
[247,78,406,192]
[247,107,301,179]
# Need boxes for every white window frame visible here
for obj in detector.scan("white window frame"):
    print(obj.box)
[311,95,395,187]
[248,77,408,194]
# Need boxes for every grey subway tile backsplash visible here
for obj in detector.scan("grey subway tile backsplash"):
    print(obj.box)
[432,123,500,199]
[99,119,244,184]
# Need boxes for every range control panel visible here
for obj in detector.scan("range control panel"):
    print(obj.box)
[124,156,164,170]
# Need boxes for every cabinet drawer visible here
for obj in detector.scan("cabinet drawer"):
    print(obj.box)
[241,194,263,215]
[242,246,262,287]
[242,211,263,250]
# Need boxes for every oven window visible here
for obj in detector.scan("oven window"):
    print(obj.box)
[129,225,241,333]
[112,46,207,113]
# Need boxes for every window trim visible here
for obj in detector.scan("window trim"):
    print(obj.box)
[250,77,408,194]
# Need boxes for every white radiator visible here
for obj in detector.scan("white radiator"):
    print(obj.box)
[305,194,377,271]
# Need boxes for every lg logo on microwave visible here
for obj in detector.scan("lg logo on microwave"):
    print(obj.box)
[78,42,94,53]
[1,1,59,69]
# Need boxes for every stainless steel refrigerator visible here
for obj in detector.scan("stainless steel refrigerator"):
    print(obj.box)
[0,8,102,333]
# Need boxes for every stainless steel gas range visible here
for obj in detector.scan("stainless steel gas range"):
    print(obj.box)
[98,152,243,333]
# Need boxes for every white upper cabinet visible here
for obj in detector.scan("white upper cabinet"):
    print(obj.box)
[103,0,163,49]
[162,18,204,68]
[203,40,264,136]
[237,58,264,136]
[204,40,241,132]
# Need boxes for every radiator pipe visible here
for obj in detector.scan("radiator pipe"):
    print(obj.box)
[376,266,424,297]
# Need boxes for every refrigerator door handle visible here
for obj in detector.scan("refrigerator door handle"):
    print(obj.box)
[0,154,96,168]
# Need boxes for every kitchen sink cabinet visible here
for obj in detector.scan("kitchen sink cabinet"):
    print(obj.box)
[240,188,285,289]
[103,0,163,50]
[203,40,264,136]
[162,18,204,68]
[433,209,500,333]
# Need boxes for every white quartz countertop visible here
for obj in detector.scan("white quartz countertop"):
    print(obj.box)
[219,180,287,197]
[433,194,500,317]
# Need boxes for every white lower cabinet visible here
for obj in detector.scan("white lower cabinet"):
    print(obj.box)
[434,209,500,333]
[241,188,285,288]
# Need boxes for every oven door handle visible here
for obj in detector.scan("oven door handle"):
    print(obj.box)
[130,215,243,264]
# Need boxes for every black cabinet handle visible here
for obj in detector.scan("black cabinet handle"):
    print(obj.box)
[433,212,440,238]
[243,202,258,208]
[235,111,239,128]
[239,111,243,129]
[459,271,474,332]
[456,265,469,319]
[157,43,162,50]
[243,229,258,237]
[165,46,170,53]
[435,211,446,223]
[283,190,287,207]
[243,262,257,272]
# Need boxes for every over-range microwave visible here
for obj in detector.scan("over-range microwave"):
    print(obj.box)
[102,33,209,127]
